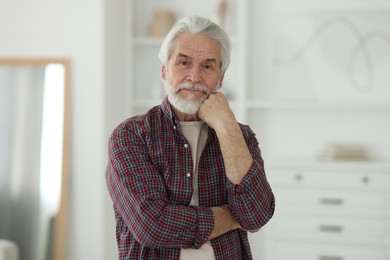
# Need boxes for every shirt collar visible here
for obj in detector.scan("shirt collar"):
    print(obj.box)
[161,97,179,128]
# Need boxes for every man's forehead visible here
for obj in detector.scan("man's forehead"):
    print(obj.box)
[171,34,221,60]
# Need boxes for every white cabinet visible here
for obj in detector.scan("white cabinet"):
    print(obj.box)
[124,0,249,121]
[263,161,390,260]
[270,242,388,260]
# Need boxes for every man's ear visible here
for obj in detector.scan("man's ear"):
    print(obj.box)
[161,65,167,80]
[218,73,225,88]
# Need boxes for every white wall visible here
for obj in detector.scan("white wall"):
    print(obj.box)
[0,0,123,259]
[103,0,127,258]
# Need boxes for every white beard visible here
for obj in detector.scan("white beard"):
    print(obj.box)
[164,81,210,115]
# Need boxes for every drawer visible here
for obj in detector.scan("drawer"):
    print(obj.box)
[267,169,390,190]
[269,216,390,245]
[273,189,389,217]
[268,241,387,260]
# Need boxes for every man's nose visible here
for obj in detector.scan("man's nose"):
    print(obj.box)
[187,66,201,83]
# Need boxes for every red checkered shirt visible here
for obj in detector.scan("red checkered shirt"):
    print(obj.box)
[106,98,275,259]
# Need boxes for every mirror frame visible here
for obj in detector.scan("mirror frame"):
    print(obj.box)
[0,57,70,260]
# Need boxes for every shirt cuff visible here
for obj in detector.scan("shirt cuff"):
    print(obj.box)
[192,207,214,249]
[226,160,262,195]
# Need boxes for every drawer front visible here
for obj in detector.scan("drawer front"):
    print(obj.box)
[269,241,387,260]
[273,189,389,217]
[269,216,389,244]
[267,170,390,190]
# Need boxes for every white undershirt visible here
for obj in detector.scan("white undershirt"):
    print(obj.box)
[179,121,215,260]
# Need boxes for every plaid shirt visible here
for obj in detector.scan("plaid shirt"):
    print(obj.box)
[106,98,275,259]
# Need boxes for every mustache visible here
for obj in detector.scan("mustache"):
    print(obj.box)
[177,82,210,96]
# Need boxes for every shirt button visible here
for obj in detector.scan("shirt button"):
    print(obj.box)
[184,144,189,148]
[186,173,191,178]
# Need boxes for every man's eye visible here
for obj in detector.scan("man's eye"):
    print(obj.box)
[203,64,213,70]
[179,60,189,66]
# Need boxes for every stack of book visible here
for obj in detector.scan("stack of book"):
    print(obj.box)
[319,143,370,162]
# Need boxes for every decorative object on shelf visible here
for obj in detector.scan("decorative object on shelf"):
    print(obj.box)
[149,10,176,37]
[218,0,228,29]
[318,142,370,162]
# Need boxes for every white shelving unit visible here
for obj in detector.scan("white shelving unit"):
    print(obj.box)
[124,0,390,162]
[124,0,390,259]
[246,0,390,162]
[124,0,390,157]
[254,1,390,259]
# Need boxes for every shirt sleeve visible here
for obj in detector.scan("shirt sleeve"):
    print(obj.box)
[105,123,214,249]
[225,129,275,230]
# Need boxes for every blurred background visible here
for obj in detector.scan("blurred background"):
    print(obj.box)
[0,0,389,259]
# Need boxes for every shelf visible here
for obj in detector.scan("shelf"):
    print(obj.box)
[245,100,390,111]
[133,99,390,112]
[267,158,390,172]
[131,36,241,47]
[271,0,390,12]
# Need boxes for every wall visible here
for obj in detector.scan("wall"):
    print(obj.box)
[103,0,127,258]
[0,0,123,259]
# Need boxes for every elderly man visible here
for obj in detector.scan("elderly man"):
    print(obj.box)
[106,15,275,259]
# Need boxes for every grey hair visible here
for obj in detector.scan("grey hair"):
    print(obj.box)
[158,15,231,73]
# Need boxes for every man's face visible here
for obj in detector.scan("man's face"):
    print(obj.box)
[161,33,224,116]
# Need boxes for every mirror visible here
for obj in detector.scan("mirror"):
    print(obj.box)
[0,58,70,260]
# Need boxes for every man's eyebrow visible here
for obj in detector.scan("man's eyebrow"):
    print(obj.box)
[177,53,217,63]
[205,58,217,63]
[177,53,191,59]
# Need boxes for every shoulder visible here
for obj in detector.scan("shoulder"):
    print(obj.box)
[110,105,162,140]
